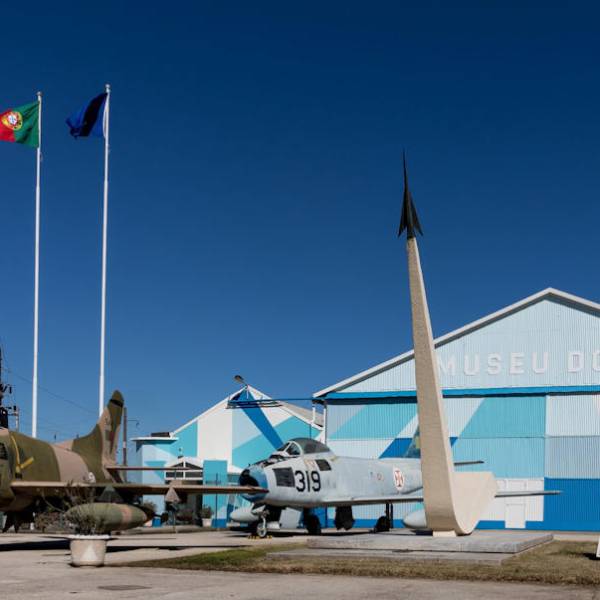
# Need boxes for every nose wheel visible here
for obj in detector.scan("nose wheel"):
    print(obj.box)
[256,516,268,539]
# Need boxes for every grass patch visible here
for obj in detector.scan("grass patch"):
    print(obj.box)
[124,544,302,570]
[124,541,600,585]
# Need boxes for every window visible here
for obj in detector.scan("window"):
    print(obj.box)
[273,467,295,487]
[286,442,301,456]
[316,459,331,471]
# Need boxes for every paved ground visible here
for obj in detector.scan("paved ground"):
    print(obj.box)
[0,529,599,599]
[1,566,599,599]
[0,529,302,564]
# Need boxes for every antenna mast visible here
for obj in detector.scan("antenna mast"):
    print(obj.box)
[0,348,18,430]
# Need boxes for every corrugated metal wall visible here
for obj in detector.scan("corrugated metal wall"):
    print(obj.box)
[341,298,600,392]
[326,391,600,530]
[543,479,600,530]
[322,296,600,531]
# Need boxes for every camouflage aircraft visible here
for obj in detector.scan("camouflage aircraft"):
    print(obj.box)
[0,391,264,532]
[230,434,557,537]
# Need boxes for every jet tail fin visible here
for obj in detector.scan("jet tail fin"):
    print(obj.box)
[65,391,124,469]
[404,426,421,459]
[403,429,484,466]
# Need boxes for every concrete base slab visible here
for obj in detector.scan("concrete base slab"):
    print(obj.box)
[308,530,553,557]
[273,548,514,565]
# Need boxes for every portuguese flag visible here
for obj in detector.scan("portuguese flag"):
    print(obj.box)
[0,101,39,148]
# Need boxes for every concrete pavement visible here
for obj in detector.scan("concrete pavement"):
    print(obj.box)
[0,530,598,599]
[0,529,301,564]
[1,566,598,599]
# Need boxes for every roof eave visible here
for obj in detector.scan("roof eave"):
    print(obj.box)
[313,287,600,398]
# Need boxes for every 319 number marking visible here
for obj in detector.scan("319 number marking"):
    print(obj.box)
[294,470,321,492]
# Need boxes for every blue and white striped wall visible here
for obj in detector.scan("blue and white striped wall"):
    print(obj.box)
[317,289,600,531]
[134,386,322,519]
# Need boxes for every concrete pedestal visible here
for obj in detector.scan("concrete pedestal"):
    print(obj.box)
[287,530,554,564]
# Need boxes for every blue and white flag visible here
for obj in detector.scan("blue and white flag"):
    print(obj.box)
[66,92,107,138]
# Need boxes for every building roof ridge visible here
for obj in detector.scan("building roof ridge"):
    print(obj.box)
[171,385,273,434]
[313,287,600,397]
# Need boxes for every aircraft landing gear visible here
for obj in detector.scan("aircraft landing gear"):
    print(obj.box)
[334,506,355,531]
[303,510,322,535]
[373,516,391,533]
[256,515,268,539]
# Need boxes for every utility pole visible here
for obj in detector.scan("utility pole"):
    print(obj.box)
[122,406,128,466]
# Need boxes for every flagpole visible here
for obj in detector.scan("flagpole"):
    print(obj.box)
[99,83,110,416]
[32,91,42,438]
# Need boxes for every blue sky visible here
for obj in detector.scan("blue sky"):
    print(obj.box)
[1,2,599,440]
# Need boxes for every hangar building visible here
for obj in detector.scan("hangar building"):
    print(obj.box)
[133,386,322,523]
[314,288,600,531]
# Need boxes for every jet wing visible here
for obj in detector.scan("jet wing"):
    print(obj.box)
[494,490,560,498]
[106,466,195,472]
[321,494,424,507]
[320,489,559,507]
[10,481,266,497]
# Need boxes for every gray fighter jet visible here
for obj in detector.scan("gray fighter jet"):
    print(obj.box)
[231,159,558,538]
[230,434,553,537]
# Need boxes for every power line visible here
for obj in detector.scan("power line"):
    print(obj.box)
[0,342,96,438]
[5,367,97,415]
[16,405,80,439]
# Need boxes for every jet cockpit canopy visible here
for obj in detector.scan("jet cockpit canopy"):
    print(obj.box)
[257,437,330,467]
[276,438,330,456]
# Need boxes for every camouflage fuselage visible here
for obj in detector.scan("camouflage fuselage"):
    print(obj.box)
[0,428,117,512]
[0,395,123,513]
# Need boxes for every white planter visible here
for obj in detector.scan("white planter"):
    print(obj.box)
[69,535,110,567]
[202,518,213,528]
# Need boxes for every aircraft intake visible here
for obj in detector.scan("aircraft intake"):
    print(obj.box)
[239,465,268,502]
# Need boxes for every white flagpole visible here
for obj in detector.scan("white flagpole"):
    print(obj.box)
[99,84,111,416]
[32,91,42,438]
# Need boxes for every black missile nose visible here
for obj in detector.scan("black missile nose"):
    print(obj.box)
[398,153,423,239]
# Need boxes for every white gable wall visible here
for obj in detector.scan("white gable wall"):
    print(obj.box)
[196,400,233,463]
[341,298,600,393]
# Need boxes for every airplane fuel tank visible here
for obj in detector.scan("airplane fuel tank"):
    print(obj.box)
[65,503,153,534]
[403,508,427,529]
[229,506,259,524]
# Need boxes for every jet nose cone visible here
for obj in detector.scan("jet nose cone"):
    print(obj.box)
[239,465,268,502]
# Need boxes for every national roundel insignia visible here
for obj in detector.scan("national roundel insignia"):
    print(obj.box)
[393,468,405,490]
[1,111,23,131]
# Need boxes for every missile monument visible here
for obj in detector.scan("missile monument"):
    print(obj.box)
[399,156,497,536]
